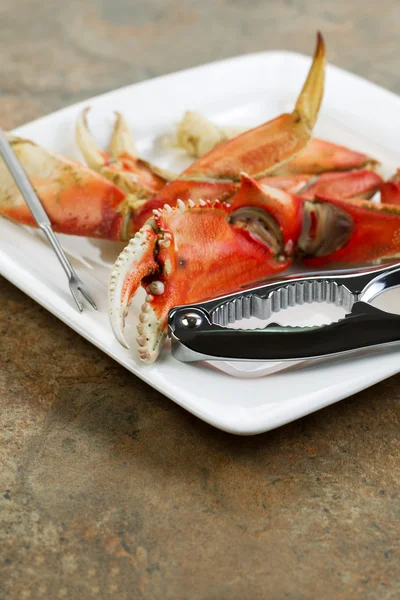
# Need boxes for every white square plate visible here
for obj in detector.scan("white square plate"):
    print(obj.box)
[2,49,400,435]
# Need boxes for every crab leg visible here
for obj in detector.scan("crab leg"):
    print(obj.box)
[181,33,325,181]
[299,169,383,200]
[258,169,383,200]
[0,137,129,239]
[174,110,378,176]
[300,194,400,266]
[172,112,376,177]
[0,116,175,241]
[275,138,378,176]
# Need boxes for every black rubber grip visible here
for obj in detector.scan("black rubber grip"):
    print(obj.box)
[170,302,400,361]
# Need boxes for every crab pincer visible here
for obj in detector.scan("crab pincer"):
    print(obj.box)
[76,108,175,201]
[109,189,298,362]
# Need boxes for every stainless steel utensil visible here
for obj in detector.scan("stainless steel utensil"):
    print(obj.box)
[168,262,400,362]
[0,129,97,312]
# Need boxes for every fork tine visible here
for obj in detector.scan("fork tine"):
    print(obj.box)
[69,281,84,312]
[77,283,98,310]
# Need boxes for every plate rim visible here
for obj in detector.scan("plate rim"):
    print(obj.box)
[3,48,400,435]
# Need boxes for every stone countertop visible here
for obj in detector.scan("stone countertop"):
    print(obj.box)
[1,2,399,598]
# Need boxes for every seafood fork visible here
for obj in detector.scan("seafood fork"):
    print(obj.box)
[168,263,400,363]
[0,129,97,312]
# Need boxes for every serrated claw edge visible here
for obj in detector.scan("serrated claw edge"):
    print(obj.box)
[211,280,355,327]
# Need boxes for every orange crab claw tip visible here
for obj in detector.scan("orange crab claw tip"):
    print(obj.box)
[108,223,159,352]
[294,31,326,132]
[76,108,109,172]
[109,110,137,160]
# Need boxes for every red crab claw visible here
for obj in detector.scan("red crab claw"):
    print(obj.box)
[181,33,325,181]
[172,111,379,175]
[76,108,174,200]
[0,136,128,239]
[299,194,400,267]
[108,188,296,361]
[276,138,378,176]
[108,222,159,349]
[380,170,400,205]
[300,169,383,200]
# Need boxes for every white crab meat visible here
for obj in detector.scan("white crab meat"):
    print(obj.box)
[174,111,242,158]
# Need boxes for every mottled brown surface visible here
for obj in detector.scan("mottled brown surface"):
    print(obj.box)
[1,1,400,598]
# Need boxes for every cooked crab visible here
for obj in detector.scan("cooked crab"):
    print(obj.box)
[2,33,400,364]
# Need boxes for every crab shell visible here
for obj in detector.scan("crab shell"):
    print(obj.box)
[108,178,305,362]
